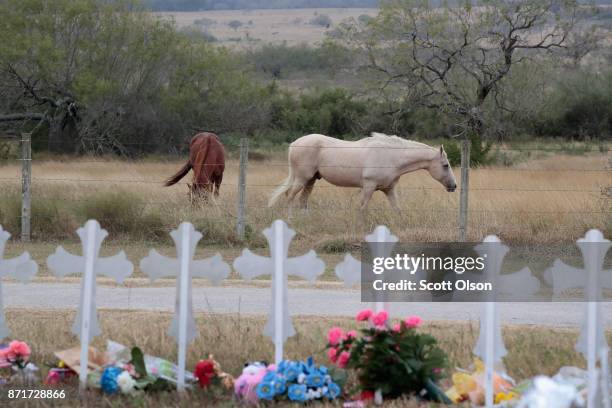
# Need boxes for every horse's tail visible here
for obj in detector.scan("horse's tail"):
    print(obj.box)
[165,161,191,186]
[268,166,294,207]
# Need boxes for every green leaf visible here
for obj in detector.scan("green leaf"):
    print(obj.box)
[329,367,348,388]
[131,347,148,378]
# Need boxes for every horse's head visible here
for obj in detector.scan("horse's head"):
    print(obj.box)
[427,146,457,192]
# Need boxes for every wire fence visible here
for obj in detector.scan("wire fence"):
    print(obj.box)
[0,136,610,243]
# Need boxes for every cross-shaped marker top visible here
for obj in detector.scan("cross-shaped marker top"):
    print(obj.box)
[547,229,611,358]
[472,235,540,365]
[0,226,38,339]
[140,222,231,344]
[47,220,133,339]
[234,220,325,346]
[335,225,397,287]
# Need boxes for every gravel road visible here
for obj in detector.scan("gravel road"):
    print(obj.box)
[4,283,611,328]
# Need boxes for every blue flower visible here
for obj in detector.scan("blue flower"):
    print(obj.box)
[273,376,287,395]
[256,381,276,400]
[305,372,325,388]
[325,382,341,399]
[100,366,123,395]
[288,383,307,402]
[263,371,276,383]
[277,360,288,374]
[283,362,300,381]
[319,365,328,375]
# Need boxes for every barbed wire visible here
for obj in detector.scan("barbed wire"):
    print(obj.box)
[0,176,607,194]
[6,158,611,173]
[6,205,610,216]
[4,137,611,152]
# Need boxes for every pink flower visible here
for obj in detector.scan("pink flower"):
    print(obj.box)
[343,330,357,340]
[7,341,30,361]
[404,315,422,328]
[327,327,344,346]
[337,351,350,368]
[372,310,389,327]
[392,323,401,332]
[45,370,61,386]
[327,347,339,363]
[433,367,442,374]
[356,309,373,322]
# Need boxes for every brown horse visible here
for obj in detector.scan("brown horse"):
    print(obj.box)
[165,132,225,199]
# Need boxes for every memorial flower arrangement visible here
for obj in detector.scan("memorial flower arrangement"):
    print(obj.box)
[193,354,234,392]
[326,309,449,402]
[235,358,343,404]
[445,358,518,405]
[99,346,175,394]
[0,340,38,385]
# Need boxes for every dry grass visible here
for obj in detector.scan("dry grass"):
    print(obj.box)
[0,148,609,280]
[3,308,607,407]
[156,8,377,46]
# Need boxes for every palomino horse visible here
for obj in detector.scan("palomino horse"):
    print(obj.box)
[165,132,225,199]
[269,133,457,210]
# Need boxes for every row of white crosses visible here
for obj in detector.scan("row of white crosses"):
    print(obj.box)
[335,227,611,408]
[0,219,325,392]
[0,219,610,405]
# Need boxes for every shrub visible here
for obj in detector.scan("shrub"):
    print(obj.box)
[270,88,367,137]
[227,20,243,31]
[193,17,215,27]
[309,14,332,27]
[444,134,493,167]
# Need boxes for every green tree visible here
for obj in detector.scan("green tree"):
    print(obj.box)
[336,0,581,157]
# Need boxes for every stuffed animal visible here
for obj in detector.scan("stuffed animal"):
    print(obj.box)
[234,361,272,404]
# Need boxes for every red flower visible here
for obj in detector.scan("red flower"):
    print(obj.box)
[194,360,216,388]
[359,390,375,401]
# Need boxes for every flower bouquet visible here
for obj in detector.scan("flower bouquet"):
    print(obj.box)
[98,346,176,394]
[326,309,450,403]
[235,357,343,404]
[192,354,234,400]
[445,358,518,405]
[0,340,38,386]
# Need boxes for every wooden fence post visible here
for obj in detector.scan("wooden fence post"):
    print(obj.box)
[237,137,248,240]
[458,138,470,242]
[21,132,31,242]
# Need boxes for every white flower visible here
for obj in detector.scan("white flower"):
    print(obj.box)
[117,371,136,394]
[297,373,306,384]
[517,376,584,408]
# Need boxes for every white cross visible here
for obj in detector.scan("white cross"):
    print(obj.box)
[472,235,540,408]
[139,222,230,391]
[547,229,611,408]
[233,220,325,364]
[334,225,403,311]
[46,219,133,391]
[0,226,38,339]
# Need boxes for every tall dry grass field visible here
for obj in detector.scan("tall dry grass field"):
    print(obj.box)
[0,152,609,239]
[157,8,377,45]
[0,149,609,277]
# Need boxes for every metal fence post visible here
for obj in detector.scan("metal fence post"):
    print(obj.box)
[237,137,249,240]
[458,138,470,242]
[21,132,31,242]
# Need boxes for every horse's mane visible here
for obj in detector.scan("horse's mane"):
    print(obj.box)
[368,132,435,150]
